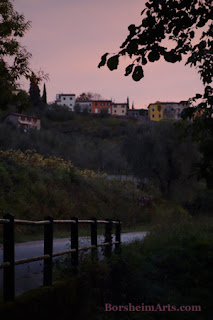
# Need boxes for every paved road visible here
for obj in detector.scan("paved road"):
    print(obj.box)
[0,232,147,296]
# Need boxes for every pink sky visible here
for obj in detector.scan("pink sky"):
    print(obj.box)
[14,0,204,109]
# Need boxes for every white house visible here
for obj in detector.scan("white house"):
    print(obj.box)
[55,94,76,111]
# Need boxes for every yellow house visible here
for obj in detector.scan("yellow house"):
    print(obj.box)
[148,101,189,121]
[148,103,163,121]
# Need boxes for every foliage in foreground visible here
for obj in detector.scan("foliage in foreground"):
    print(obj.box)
[1,219,213,319]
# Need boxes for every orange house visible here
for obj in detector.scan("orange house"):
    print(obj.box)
[91,100,112,115]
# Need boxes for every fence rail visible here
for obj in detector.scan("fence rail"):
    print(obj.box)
[0,214,121,302]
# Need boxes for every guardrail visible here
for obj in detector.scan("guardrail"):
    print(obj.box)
[0,214,121,302]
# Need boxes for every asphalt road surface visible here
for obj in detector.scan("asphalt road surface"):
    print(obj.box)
[0,232,147,296]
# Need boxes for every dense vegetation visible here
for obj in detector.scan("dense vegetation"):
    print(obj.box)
[0,148,190,241]
[0,149,142,224]
[1,218,212,319]
[1,106,212,219]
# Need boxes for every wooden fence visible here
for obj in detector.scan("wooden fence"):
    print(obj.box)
[0,214,121,302]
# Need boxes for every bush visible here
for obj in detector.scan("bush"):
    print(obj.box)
[45,104,75,121]
[183,189,213,216]
[103,219,213,319]
[2,219,212,319]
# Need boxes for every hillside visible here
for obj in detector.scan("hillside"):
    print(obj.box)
[0,107,212,223]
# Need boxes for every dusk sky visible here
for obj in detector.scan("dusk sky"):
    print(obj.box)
[14,0,205,109]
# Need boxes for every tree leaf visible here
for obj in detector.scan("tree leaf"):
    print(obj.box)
[148,50,160,62]
[128,24,136,34]
[98,53,108,68]
[127,40,138,55]
[190,31,195,38]
[107,55,119,71]
[141,8,146,16]
[142,57,147,65]
[125,64,134,76]
[132,65,144,81]
[163,50,182,63]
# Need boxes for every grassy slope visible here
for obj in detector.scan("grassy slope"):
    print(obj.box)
[0,150,188,242]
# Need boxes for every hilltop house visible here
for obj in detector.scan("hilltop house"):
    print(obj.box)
[91,100,112,114]
[3,113,41,132]
[112,103,127,116]
[55,94,76,111]
[126,109,140,117]
[148,101,189,121]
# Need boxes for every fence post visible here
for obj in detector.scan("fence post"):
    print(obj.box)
[105,219,112,258]
[91,217,97,259]
[43,216,53,286]
[115,220,121,253]
[3,213,15,302]
[71,217,78,272]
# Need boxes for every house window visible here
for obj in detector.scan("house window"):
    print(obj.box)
[95,108,98,113]
[152,115,155,118]
[122,110,124,113]
[108,109,110,113]
[114,105,117,108]
[101,103,105,106]
[95,103,98,106]
[114,110,116,113]
[165,108,167,111]
[70,97,72,100]
[63,97,66,100]
[159,114,161,118]
[70,104,72,106]
[152,108,154,112]
[122,105,125,108]
[108,103,111,106]
[89,109,91,113]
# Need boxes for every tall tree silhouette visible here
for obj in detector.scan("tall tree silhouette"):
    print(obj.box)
[42,83,47,104]
[29,73,40,106]
[127,96,130,110]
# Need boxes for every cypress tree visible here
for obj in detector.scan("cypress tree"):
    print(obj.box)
[127,96,129,109]
[42,83,47,104]
[29,73,40,106]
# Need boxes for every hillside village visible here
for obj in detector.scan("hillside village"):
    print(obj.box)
[2,87,192,132]
[55,92,190,121]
